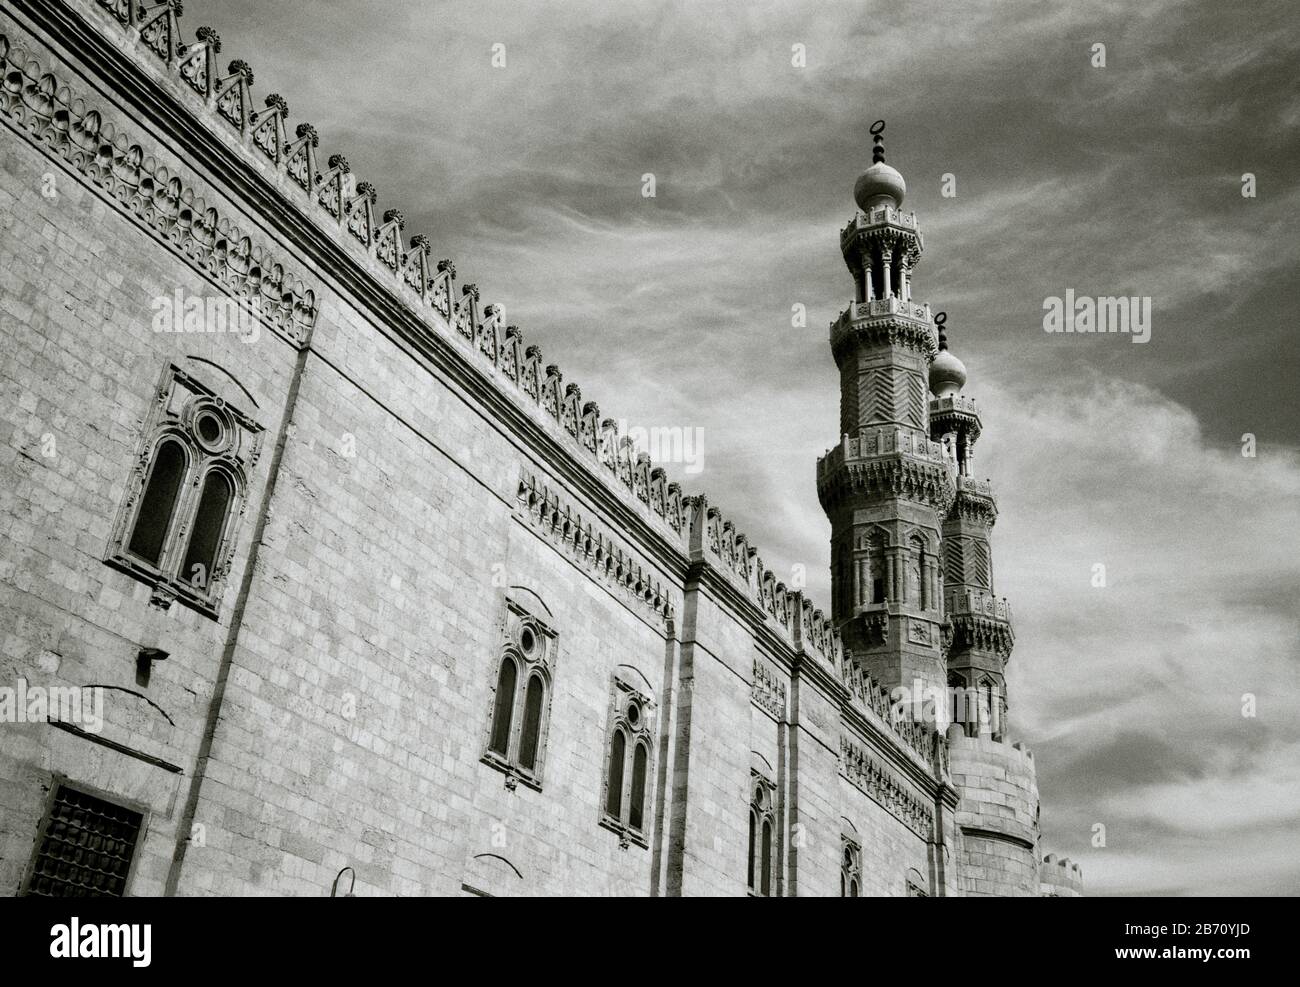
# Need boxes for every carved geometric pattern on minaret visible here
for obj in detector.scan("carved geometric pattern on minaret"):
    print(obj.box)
[943,536,965,586]
[841,369,859,435]
[973,541,990,588]
[906,374,925,429]
[861,368,907,425]
[859,369,885,424]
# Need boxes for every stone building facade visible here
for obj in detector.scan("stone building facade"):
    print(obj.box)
[0,0,1079,896]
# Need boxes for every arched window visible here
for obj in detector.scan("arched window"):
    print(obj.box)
[517,674,545,770]
[488,658,517,757]
[600,676,656,847]
[841,839,862,897]
[181,470,232,587]
[110,366,260,619]
[482,599,556,788]
[747,810,757,891]
[868,531,887,604]
[748,774,776,896]
[948,672,970,734]
[629,742,647,831]
[760,819,773,896]
[909,535,927,608]
[606,729,626,818]
[126,439,187,566]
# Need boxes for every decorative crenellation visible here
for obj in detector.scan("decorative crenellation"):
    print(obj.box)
[684,495,840,670]
[67,0,694,536]
[0,33,320,346]
[751,659,787,720]
[841,658,937,765]
[1039,853,1083,896]
[516,472,674,626]
[840,735,935,840]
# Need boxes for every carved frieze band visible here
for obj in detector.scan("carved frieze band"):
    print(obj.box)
[751,659,786,720]
[685,495,838,667]
[840,735,935,840]
[516,472,674,625]
[842,659,934,764]
[0,33,319,348]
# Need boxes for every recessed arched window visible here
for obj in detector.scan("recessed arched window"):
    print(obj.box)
[600,676,656,847]
[841,838,862,897]
[606,729,626,818]
[181,470,232,587]
[629,742,648,831]
[488,657,517,757]
[747,810,757,891]
[748,775,777,896]
[517,674,545,770]
[482,600,557,788]
[868,531,887,603]
[126,439,187,566]
[760,819,773,896]
[109,368,260,619]
[949,672,970,734]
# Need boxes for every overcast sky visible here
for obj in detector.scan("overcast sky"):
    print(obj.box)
[181,0,1300,895]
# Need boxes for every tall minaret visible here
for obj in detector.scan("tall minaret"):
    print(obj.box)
[927,319,1015,737]
[816,123,955,698]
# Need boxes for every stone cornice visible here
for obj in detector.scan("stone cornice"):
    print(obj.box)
[817,453,957,517]
[949,613,1015,661]
[829,298,937,366]
[5,0,696,584]
[948,478,998,526]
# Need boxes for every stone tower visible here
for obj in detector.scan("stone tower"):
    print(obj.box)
[817,123,955,699]
[927,317,1015,738]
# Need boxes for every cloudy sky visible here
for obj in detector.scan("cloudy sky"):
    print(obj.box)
[182,0,1299,895]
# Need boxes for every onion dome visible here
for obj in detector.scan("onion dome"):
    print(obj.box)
[929,313,967,398]
[854,120,906,210]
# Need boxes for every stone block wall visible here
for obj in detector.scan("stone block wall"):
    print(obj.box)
[948,729,1040,896]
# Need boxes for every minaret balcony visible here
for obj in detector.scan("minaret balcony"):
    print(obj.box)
[816,425,958,515]
[955,475,995,499]
[929,394,980,419]
[817,425,949,480]
[840,206,922,248]
[830,298,937,359]
[945,587,1012,624]
[945,588,1015,660]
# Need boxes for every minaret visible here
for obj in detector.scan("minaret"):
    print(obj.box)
[816,122,955,699]
[928,317,1014,737]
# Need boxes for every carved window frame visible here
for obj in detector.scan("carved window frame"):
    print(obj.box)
[747,771,777,897]
[105,364,260,618]
[481,596,558,791]
[598,673,656,849]
[840,836,862,897]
